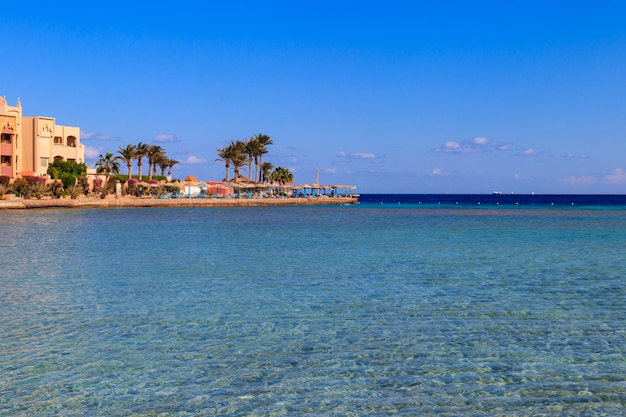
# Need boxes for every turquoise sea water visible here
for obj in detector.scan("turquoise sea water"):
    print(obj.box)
[1,201,625,416]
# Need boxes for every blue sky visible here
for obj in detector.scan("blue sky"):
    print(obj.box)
[4,1,626,193]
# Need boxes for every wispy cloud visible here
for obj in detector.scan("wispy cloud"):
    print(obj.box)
[154,133,178,143]
[337,151,382,161]
[84,146,102,159]
[81,131,119,141]
[324,167,337,174]
[184,155,207,164]
[605,168,626,184]
[429,167,450,176]
[549,151,591,159]
[561,175,598,186]
[434,136,589,161]
[560,168,626,188]
[434,137,510,154]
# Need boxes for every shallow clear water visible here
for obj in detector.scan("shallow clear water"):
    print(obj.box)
[1,204,625,416]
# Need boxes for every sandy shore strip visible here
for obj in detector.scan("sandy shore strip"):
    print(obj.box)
[0,195,359,209]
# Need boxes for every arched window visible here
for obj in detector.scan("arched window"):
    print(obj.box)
[67,136,77,147]
[54,156,64,162]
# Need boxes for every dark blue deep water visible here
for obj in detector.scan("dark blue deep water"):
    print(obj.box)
[1,200,625,415]
[360,193,626,207]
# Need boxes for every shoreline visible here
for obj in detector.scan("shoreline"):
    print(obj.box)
[0,195,359,209]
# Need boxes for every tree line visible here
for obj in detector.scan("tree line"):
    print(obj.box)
[215,133,293,184]
[91,143,177,186]
[92,133,293,185]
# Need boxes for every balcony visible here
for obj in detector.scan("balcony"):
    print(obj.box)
[0,165,11,177]
[1,142,12,155]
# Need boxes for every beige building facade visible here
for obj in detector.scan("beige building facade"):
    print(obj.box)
[0,96,84,178]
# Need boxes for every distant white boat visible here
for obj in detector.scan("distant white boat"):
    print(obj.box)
[492,191,502,195]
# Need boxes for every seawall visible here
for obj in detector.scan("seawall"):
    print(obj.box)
[0,195,359,209]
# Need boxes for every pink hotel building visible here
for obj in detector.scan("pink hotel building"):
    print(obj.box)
[0,96,84,179]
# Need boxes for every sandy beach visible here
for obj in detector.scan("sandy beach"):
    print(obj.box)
[0,195,359,209]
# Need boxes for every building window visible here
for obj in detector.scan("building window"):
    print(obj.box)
[1,155,11,166]
[40,157,49,168]
[54,136,63,145]
[67,136,77,147]
[1,133,11,144]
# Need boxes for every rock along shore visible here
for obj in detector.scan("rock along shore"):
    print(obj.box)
[0,195,359,209]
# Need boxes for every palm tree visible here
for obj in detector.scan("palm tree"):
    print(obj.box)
[95,152,120,187]
[253,134,272,182]
[270,166,293,185]
[152,153,165,179]
[260,162,274,183]
[146,145,164,181]
[244,137,261,182]
[161,158,179,181]
[158,157,174,176]
[117,144,137,183]
[229,141,249,182]
[216,141,247,182]
[135,142,149,181]
[216,146,233,182]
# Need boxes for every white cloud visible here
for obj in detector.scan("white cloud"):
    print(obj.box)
[549,151,590,159]
[154,133,177,143]
[325,168,337,174]
[444,141,461,150]
[472,137,488,145]
[605,168,626,184]
[336,151,381,161]
[523,148,537,156]
[436,137,510,154]
[429,167,451,176]
[353,152,377,159]
[184,155,207,164]
[561,175,598,186]
[81,131,119,141]
[84,146,102,159]
[513,173,529,180]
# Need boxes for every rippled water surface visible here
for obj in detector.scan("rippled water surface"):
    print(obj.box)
[1,203,625,416]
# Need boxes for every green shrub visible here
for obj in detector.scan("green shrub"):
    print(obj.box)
[66,184,81,199]
[77,176,89,195]
[13,178,31,198]
[50,181,63,199]
[60,173,77,189]
[32,182,48,199]
[47,160,87,178]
